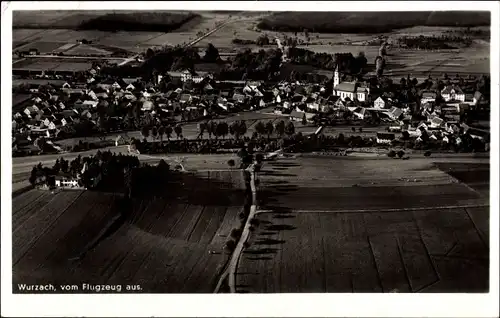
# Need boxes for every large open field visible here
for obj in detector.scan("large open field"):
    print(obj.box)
[12,170,248,293]
[12,58,94,72]
[235,156,490,293]
[13,12,232,54]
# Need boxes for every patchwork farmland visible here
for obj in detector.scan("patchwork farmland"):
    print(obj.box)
[13,11,489,79]
[12,170,249,293]
[235,157,490,293]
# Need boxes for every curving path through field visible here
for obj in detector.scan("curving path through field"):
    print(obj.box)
[213,164,257,293]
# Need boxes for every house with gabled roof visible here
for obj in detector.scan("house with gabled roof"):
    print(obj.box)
[334,98,346,109]
[126,83,136,92]
[374,96,389,109]
[85,90,97,100]
[24,105,40,117]
[80,109,92,119]
[441,85,465,102]
[96,92,109,99]
[386,106,403,121]
[421,91,437,104]
[429,116,444,129]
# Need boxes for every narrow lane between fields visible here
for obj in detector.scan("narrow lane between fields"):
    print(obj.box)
[213,164,257,293]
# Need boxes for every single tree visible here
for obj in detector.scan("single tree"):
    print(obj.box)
[239,120,247,137]
[230,228,243,240]
[151,126,158,141]
[158,125,165,145]
[265,120,274,139]
[29,166,38,185]
[210,121,218,139]
[285,121,295,136]
[225,240,236,252]
[302,113,307,126]
[165,125,173,141]
[141,126,150,142]
[227,159,235,169]
[174,124,182,140]
[198,122,206,139]
[254,121,266,137]
[275,120,286,137]
[229,121,238,139]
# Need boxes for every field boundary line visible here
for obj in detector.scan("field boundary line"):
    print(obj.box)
[255,204,490,214]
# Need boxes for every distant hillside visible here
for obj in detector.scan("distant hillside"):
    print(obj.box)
[13,11,200,32]
[257,11,491,34]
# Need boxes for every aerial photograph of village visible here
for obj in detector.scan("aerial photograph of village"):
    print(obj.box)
[11,9,491,294]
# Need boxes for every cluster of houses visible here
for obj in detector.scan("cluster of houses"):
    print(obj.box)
[271,66,489,147]
[12,60,490,154]
[11,67,281,153]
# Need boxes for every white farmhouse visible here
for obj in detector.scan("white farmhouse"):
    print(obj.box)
[376,132,395,145]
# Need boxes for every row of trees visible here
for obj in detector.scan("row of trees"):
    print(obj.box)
[286,49,368,74]
[140,124,182,143]
[396,35,473,50]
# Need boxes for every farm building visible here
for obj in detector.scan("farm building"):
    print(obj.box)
[376,132,396,144]
[55,175,81,189]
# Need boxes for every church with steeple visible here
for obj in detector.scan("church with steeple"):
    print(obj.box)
[332,65,370,102]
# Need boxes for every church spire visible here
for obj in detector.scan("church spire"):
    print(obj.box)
[333,64,340,88]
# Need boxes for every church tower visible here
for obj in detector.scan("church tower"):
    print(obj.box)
[333,64,340,88]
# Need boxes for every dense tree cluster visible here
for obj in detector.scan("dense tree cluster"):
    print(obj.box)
[287,49,367,74]
[396,35,473,50]
[257,12,490,34]
[28,151,141,190]
[77,12,199,32]
[232,38,256,45]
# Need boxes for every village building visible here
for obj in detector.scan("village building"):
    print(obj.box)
[421,91,437,104]
[376,132,396,145]
[441,85,465,102]
[54,175,80,188]
[373,96,390,109]
[332,65,370,102]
